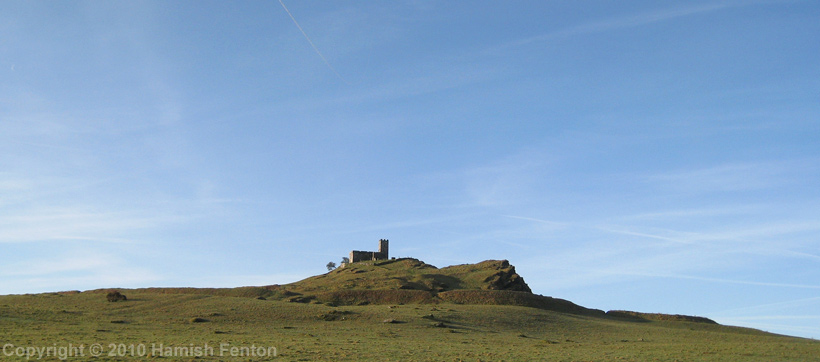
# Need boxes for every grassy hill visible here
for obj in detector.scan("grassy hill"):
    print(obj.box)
[1,259,818,361]
[290,258,530,293]
[117,258,708,319]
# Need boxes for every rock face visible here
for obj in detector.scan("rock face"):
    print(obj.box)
[480,260,532,293]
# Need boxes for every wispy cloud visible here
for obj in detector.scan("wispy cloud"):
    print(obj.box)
[718,319,820,338]
[509,208,820,293]
[498,1,751,51]
[0,251,163,294]
[1,253,114,277]
[727,315,820,321]
[278,0,348,84]
[333,215,471,236]
[526,251,820,293]
[453,148,557,208]
[326,61,502,107]
[502,215,568,229]
[713,297,820,315]
[603,220,820,249]
[618,205,764,221]
[2,271,163,295]
[591,224,694,245]
[711,297,820,337]
[0,206,186,244]
[639,273,820,290]
[644,161,804,193]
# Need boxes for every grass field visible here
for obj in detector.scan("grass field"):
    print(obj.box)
[1,290,818,361]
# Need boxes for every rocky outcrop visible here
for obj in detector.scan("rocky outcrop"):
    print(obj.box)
[480,260,532,293]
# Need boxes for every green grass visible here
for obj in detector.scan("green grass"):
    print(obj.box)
[2,259,818,360]
[1,290,818,361]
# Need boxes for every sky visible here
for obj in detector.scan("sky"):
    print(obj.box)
[1,0,818,338]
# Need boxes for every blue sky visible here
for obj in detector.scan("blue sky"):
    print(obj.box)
[2,0,818,338]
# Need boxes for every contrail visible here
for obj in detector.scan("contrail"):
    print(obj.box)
[278,0,348,84]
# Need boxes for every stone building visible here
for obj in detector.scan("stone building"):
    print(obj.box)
[349,239,389,263]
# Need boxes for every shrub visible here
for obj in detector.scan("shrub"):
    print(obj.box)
[106,291,127,302]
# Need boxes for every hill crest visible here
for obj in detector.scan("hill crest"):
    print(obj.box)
[79,258,715,324]
[295,258,532,294]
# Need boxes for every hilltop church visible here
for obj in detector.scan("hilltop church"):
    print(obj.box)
[348,239,389,263]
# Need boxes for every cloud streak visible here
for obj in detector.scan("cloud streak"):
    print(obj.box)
[0,250,163,294]
[499,1,753,50]
[278,0,348,84]
[711,297,820,337]
[638,272,820,290]
[644,161,804,193]
[0,206,184,244]
[507,206,820,292]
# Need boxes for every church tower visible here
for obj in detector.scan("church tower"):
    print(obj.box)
[378,239,389,259]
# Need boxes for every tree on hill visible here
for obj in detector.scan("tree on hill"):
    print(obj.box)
[341,257,349,265]
[326,262,336,271]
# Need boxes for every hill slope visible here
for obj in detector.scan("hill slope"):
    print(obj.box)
[276,258,607,315]
[3,258,819,360]
[84,258,711,320]
[1,290,818,361]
